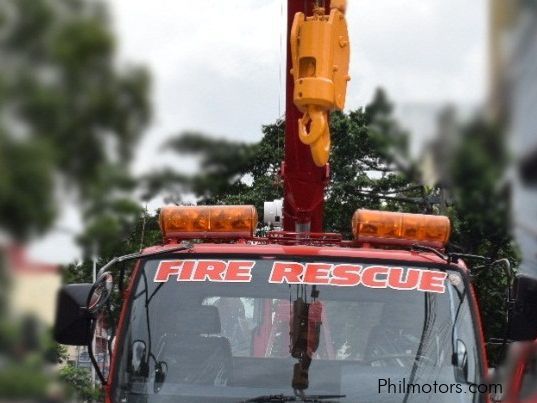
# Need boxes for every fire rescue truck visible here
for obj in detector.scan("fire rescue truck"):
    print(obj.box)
[53,1,535,402]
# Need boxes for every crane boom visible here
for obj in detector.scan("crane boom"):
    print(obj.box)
[283,0,349,233]
[283,0,330,233]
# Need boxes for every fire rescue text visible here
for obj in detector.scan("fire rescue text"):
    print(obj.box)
[153,260,447,293]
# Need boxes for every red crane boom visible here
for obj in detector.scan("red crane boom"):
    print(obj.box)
[283,0,331,233]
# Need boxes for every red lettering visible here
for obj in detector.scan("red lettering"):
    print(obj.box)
[224,261,254,282]
[418,271,447,293]
[388,268,420,290]
[269,262,304,284]
[179,260,195,280]
[361,266,388,288]
[304,263,332,284]
[154,261,447,294]
[330,264,361,286]
[192,260,226,281]
[154,261,181,282]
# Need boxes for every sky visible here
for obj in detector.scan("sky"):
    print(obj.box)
[105,0,487,174]
[29,0,488,264]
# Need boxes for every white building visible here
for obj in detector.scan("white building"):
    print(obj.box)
[505,3,537,278]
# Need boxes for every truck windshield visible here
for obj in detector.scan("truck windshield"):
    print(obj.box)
[111,257,483,402]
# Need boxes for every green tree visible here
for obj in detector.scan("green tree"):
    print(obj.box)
[0,315,63,400]
[0,363,50,400]
[0,0,150,240]
[67,89,426,283]
[448,117,519,363]
[0,0,151,399]
[155,89,426,237]
[59,363,101,401]
[0,135,55,239]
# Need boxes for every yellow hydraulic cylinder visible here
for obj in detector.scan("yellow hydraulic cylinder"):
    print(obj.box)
[290,1,350,167]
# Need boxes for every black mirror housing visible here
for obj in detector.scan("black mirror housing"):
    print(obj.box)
[509,275,537,341]
[53,284,93,346]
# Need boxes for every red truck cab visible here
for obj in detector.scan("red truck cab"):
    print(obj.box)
[54,206,493,403]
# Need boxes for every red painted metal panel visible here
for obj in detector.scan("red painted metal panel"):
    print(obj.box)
[140,242,462,268]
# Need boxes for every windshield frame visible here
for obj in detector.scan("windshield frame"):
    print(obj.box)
[106,251,488,400]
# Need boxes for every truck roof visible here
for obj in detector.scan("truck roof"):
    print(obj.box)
[142,242,466,270]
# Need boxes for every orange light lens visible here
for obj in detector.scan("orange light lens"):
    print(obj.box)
[159,205,258,239]
[352,209,451,248]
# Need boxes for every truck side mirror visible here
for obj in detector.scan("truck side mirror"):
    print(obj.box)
[53,284,93,345]
[509,275,537,341]
[87,272,114,315]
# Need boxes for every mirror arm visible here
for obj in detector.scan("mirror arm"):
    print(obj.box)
[88,317,108,385]
[493,258,515,289]
[96,251,143,279]
[96,243,193,278]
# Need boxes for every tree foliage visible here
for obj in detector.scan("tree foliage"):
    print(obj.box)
[156,89,427,239]
[0,0,151,240]
[0,314,66,399]
[66,89,431,287]
[59,363,102,401]
[0,135,55,239]
[0,1,151,398]
[448,117,519,359]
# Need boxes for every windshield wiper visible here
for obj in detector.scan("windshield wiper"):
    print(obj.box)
[242,393,346,402]
[403,293,435,403]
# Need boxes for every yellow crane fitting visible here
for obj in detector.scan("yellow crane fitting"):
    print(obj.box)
[290,0,350,167]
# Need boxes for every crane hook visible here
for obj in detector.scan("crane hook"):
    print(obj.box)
[290,3,350,167]
[298,106,330,167]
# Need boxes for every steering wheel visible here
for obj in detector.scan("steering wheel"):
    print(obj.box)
[366,353,436,366]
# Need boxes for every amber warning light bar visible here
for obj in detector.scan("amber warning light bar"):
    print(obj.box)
[160,205,258,240]
[352,209,451,248]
